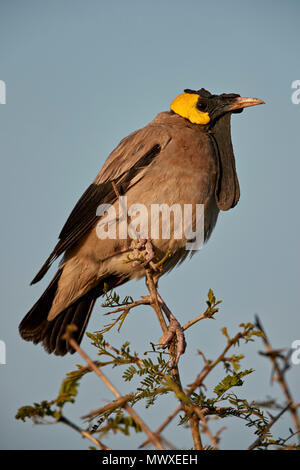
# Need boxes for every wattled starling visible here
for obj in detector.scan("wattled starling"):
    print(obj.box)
[19,88,264,359]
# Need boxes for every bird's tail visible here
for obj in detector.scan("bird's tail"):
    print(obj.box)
[19,270,99,356]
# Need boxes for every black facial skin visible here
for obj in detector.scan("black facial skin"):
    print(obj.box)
[184,88,244,121]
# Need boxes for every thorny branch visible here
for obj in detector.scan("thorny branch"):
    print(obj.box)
[57,414,110,450]
[16,260,299,450]
[255,315,300,443]
[63,326,164,451]
[247,404,291,450]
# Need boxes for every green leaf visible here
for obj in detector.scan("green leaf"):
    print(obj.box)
[214,369,254,398]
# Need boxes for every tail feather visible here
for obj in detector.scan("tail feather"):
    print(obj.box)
[19,270,63,343]
[19,271,98,356]
[43,295,96,355]
[71,297,97,346]
[46,305,75,355]
[20,272,128,356]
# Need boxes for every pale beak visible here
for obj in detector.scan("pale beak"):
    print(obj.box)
[227,96,265,111]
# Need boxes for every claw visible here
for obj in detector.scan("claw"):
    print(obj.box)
[159,314,186,366]
[157,294,187,366]
[127,238,162,271]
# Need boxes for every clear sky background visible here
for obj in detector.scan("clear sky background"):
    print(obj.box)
[0,0,299,450]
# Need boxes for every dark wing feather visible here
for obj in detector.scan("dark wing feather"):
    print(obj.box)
[31,143,162,284]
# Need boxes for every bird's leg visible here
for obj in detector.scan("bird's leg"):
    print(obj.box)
[128,240,185,364]
[127,238,162,272]
[156,293,186,366]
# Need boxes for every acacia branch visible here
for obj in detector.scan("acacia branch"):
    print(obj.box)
[64,326,164,450]
[194,407,219,449]
[105,297,151,316]
[247,404,291,450]
[141,330,247,446]
[145,268,203,450]
[58,414,110,450]
[81,394,134,420]
[255,315,300,442]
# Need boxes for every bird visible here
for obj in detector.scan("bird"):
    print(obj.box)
[19,87,264,359]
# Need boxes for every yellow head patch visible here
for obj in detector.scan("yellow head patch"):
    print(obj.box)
[170,92,210,125]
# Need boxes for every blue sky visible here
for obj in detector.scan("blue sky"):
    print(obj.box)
[0,0,299,449]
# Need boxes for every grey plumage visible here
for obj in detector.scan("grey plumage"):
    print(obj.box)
[19,88,264,355]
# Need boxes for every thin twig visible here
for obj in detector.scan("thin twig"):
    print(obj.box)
[194,407,218,449]
[139,406,180,449]
[247,403,291,450]
[58,415,110,450]
[64,327,164,450]
[255,316,300,442]
[81,394,134,420]
[141,330,247,444]
[183,300,220,331]
[145,268,203,450]
[188,332,244,392]
[104,340,145,367]
[183,313,209,331]
[105,297,151,316]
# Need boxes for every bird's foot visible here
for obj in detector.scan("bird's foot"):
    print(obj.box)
[157,294,186,366]
[127,238,162,272]
[159,314,186,366]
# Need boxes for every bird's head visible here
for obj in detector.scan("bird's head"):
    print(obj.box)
[170,88,264,125]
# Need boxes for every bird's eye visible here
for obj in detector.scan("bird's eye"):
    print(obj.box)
[196,99,208,112]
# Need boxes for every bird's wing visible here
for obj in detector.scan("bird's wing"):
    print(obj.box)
[31,123,172,284]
